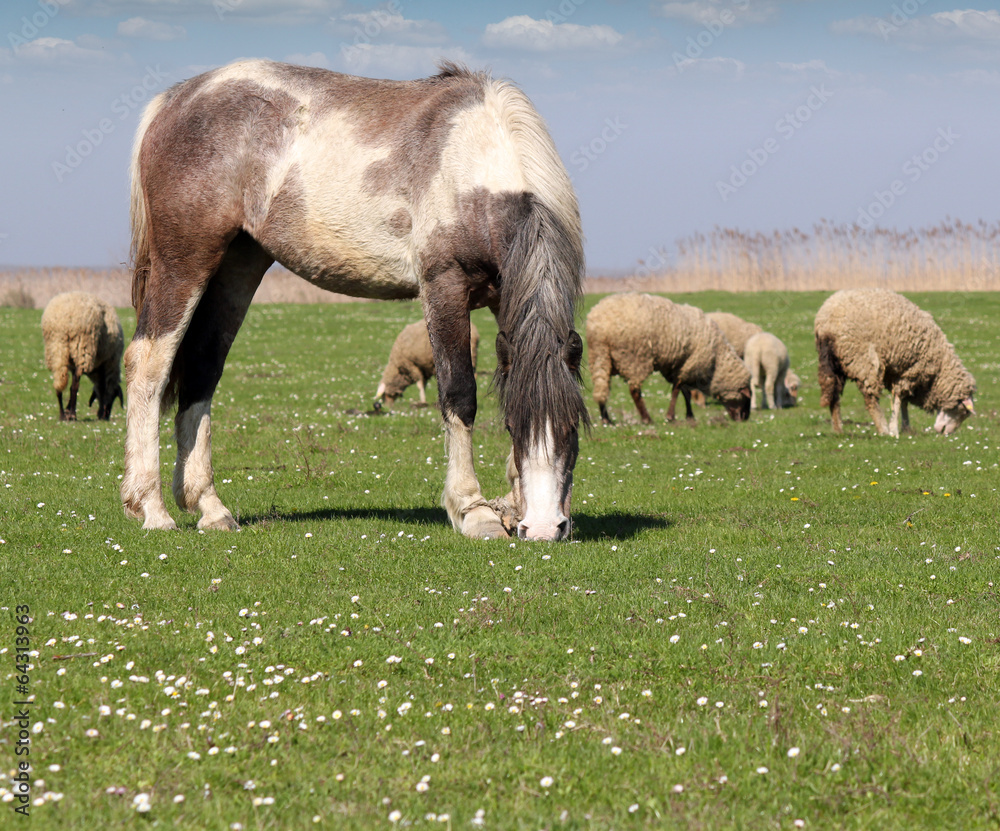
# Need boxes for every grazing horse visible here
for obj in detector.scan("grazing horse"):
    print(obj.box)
[121,59,588,541]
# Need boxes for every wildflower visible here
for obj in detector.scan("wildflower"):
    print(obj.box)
[787,747,800,758]
[540,776,554,788]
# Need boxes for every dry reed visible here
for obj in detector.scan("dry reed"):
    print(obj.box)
[600,219,1000,293]
[4,219,998,308]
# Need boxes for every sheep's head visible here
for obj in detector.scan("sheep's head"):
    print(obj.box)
[934,397,974,435]
[784,371,800,405]
[89,365,123,420]
[721,388,751,422]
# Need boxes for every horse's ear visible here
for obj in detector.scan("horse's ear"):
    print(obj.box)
[564,330,583,375]
[496,331,512,377]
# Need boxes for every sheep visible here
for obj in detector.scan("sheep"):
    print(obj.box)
[814,288,975,437]
[706,311,763,358]
[41,291,124,421]
[586,293,751,425]
[744,331,796,410]
[374,319,479,410]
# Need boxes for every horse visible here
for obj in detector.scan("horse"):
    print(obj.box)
[121,59,588,541]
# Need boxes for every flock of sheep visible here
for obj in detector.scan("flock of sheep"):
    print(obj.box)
[40,287,975,438]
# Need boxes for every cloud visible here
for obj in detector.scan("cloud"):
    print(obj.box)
[653,1,779,27]
[6,37,114,65]
[338,43,475,78]
[674,55,746,77]
[832,9,1000,48]
[80,0,346,24]
[117,17,186,41]
[284,52,331,69]
[482,15,624,52]
[330,10,448,47]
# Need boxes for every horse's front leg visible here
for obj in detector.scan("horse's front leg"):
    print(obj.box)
[424,281,508,540]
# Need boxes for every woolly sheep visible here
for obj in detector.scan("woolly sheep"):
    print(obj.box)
[41,291,124,421]
[706,312,763,358]
[814,288,975,437]
[586,293,751,425]
[744,332,796,410]
[374,319,479,409]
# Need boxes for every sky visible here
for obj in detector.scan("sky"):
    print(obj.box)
[2,0,999,271]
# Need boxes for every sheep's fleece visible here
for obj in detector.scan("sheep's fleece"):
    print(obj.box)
[814,288,975,436]
[41,291,124,421]
[586,292,750,423]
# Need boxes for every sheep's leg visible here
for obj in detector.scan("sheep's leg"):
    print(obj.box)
[888,391,903,438]
[682,388,695,421]
[666,385,680,421]
[900,399,911,433]
[415,376,427,405]
[863,391,890,435]
[65,372,81,421]
[764,373,777,410]
[56,391,66,421]
[172,234,271,530]
[630,384,652,424]
[424,267,506,539]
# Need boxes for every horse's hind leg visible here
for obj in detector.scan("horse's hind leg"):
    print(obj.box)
[172,234,271,530]
[123,245,232,529]
[424,270,507,540]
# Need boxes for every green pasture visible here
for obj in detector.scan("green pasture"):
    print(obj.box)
[1,291,998,829]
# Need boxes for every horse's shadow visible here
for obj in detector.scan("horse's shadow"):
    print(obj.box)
[239,507,670,541]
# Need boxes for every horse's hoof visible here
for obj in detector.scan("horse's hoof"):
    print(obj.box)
[198,513,240,531]
[462,506,510,540]
[142,513,179,531]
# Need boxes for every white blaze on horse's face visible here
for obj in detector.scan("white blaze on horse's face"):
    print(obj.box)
[516,421,577,541]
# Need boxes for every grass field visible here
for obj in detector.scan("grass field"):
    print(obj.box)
[1,291,998,830]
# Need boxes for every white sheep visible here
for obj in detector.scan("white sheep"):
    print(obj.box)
[586,293,751,424]
[814,288,975,436]
[41,291,124,421]
[374,319,479,409]
[744,331,796,410]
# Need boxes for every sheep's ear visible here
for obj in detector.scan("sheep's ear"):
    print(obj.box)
[563,330,583,375]
[962,397,975,414]
[495,331,512,377]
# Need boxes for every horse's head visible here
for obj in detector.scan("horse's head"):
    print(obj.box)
[496,328,585,541]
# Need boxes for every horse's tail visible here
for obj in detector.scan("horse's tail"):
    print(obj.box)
[488,80,589,445]
[129,90,170,316]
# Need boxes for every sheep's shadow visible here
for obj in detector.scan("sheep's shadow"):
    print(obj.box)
[239,507,670,541]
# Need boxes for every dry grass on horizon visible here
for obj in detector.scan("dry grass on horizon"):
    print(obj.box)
[4,219,998,309]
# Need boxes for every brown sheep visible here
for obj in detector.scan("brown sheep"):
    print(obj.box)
[586,293,751,424]
[374,319,480,409]
[41,292,124,421]
[814,289,975,436]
